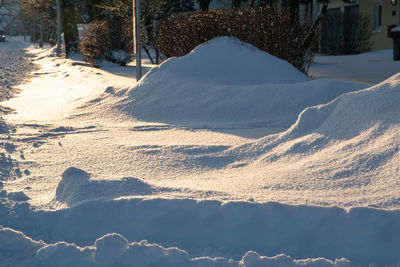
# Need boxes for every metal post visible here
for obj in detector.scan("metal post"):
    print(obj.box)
[133,0,142,80]
[56,0,62,56]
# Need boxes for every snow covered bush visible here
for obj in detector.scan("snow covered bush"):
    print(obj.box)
[156,7,320,74]
[107,50,131,66]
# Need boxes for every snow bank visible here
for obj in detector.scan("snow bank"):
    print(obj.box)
[287,73,400,139]
[0,226,350,267]
[117,37,365,126]
[1,191,400,265]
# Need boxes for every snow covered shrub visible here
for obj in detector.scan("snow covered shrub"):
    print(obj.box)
[107,50,131,66]
[79,21,109,67]
[156,7,320,74]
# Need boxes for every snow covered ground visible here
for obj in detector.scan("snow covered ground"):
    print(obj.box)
[310,49,400,86]
[1,36,400,266]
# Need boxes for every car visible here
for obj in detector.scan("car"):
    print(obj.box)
[0,31,6,42]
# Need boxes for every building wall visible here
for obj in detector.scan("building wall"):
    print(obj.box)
[322,0,399,51]
[359,0,398,50]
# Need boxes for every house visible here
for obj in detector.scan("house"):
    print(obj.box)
[325,0,400,51]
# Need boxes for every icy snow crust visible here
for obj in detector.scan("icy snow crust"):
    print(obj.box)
[1,37,400,266]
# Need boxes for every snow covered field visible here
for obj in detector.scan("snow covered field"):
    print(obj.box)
[0,36,400,266]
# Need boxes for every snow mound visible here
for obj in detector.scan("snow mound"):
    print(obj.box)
[287,74,400,139]
[94,233,129,264]
[117,37,365,125]
[0,226,45,266]
[0,226,350,267]
[55,167,91,203]
[55,167,158,206]
[224,74,400,209]
[152,37,309,86]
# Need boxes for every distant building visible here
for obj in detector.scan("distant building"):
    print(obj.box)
[325,0,400,51]
[0,0,23,35]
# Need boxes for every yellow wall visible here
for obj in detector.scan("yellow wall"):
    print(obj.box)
[359,0,398,50]
[323,0,399,51]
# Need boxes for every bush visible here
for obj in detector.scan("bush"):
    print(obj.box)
[320,10,372,55]
[156,8,320,74]
[358,13,373,53]
[80,21,109,67]
[80,19,133,67]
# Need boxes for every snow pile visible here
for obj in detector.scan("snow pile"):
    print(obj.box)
[55,167,91,203]
[117,37,365,126]
[2,191,400,265]
[287,73,400,139]
[0,227,350,267]
[55,167,157,206]
[220,73,400,209]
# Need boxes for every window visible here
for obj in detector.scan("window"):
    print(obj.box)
[373,1,383,31]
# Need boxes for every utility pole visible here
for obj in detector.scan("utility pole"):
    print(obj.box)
[133,0,142,80]
[56,0,62,56]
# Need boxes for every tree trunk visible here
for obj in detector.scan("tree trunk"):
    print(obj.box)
[282,0,299,26]
[39,13,43,48]
[61,0,79,58]
[31,19,35,44]
[198,0,211,10]
[232,0,241,8]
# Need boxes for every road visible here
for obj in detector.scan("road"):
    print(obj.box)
[0,36,35,103]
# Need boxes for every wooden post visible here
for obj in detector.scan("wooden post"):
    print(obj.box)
[133,0,142,80]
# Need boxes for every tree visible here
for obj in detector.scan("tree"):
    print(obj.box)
[21,0,58,45]
[197,0,210,10]
[0,0,21,31]
[281,0,299,26]
[61,0,78,57]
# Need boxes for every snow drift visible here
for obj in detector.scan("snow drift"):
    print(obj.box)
[116,37,366,127]
[288,73,400,139]
[225,72,400,209]
[2,190,400,266]
[0,226,350,267]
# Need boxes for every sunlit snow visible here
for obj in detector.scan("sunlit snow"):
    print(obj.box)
[1,36,400,266]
